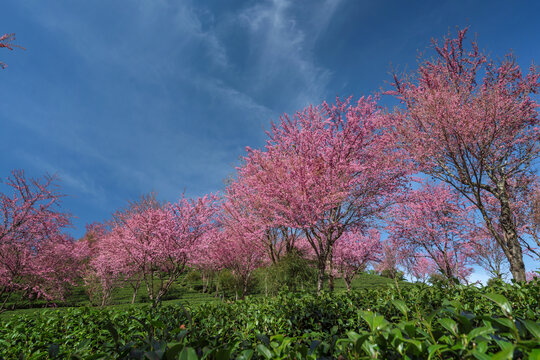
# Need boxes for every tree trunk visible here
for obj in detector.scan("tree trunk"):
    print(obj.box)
[345,277,351,292]
[145,279,153,303]
[101,288,110,307]
[475,186,527,282]
[202,273,207,293]
[316,260,326,294]
[327,247,335,292]
[130,277,141,304]
[499,191,526,282]
[327,272,335,292]
[242,278,248,300]
[131,286,138,304]
[506,238,526,282]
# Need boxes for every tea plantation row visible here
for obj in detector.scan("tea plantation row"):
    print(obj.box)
[1,280,539,359]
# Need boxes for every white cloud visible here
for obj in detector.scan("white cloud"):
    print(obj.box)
[6,0,341,206]
[235,0,340,109]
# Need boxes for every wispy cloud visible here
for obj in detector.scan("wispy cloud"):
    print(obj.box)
[236,0,340,108]
[1,0,341,236]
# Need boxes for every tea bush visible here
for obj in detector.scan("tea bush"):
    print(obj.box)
[0,280,538,359]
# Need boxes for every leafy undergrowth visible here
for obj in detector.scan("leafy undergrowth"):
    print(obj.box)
[1,280,538,359]
[1,272,397,316]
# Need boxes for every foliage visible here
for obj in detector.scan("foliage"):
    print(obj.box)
[263,250,317,295]
[1,280,538,359]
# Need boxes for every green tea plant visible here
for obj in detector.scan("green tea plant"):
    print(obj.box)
[0,280,538,359]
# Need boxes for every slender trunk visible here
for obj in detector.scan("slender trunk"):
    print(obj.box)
[345,277,351,292]
[202,273,207,293]
[131,286,139,304]
[153,268,183,307]
[316,260,326,294]
[101,288,110,307]
[499,191,526,282]
[130,277,141,304]
[327,272,334,292]
[475,188,527,282]
[327,247,334,292]
[242,278,248,300]
[145,276,153,303]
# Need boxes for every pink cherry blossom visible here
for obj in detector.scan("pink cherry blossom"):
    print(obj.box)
[0,170,80,312]
[237,97,408,292]
[388,28,540,281]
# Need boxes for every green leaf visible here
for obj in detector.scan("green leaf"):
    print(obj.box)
[179,347,199,360]
[491,345,515,360]
[427,344,446,360]
[521,319,540,339]
[528,349,540,360]
[482,294,513,317]
[490,317,517,332]
[391,299,409,319]
[360,311,388,331]
[362,341,379,358]
[467,326,494,341]
[256,344,273,359]
[165,343,185,360]
[403,338,423,353]
[346,331,360,342]
[309,340,321,355]
[438,318,458,337]
[470,350,493,360]
[238,350,254,360]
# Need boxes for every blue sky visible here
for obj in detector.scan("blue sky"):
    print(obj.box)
[1,1,539,278]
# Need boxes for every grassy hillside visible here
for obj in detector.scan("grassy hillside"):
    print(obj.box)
[0,272,403,319]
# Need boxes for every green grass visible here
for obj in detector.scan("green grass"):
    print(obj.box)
[0,271,403,319]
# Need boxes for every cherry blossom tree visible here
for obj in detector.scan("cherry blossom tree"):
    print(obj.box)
[469,226,509,280]
[224,178,301,265]
[409,256,437,283]
[0,170,79,312]
[87,225,135,306]
[211,224,266,299]
[189,227,223,294]
[238,97,407,293]
[88,194,219,306]
[333,229,382,291]
[389,28,540,281]
[387,182,474,282]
